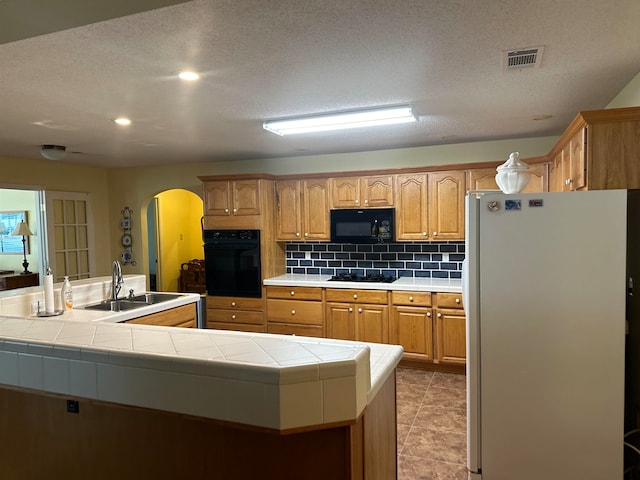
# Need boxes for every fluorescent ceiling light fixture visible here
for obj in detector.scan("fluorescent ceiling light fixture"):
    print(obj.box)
[263,105,417,136]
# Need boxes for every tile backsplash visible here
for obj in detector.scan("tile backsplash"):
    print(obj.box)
[285,242,465,279]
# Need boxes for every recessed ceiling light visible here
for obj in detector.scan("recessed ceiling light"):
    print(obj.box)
[178,71,200,81]
[114,117,131,126]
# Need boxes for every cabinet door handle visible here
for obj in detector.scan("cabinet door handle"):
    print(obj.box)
[290,290,295,296]
[349,307,353,312]
[358,308,363,313]
[455,298,460,304]
[409,296,414,302]
[437,313,442,318]
[364,199,369,205]
[353,294,358,299]
[304,232,308,237]
[231,301,236,307]
[422,232,427,236]
[291,310,296,315]
[355,199,360,204]
[233,208,237,213]
[433,232,438,236]
[427,312,431,317]
[231,314,236,319]
[296,232,300,237]
[224,208,229,213]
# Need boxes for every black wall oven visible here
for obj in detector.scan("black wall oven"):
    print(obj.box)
[203,229,262,298]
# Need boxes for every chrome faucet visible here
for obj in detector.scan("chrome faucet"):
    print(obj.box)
[111,260,124,301]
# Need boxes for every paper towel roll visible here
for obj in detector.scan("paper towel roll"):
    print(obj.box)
[44,272,55,314]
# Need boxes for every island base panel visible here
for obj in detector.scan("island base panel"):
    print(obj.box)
[0,375,397,480]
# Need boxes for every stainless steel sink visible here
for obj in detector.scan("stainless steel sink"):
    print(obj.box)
[82,292,184,312]
[83,299,146,312]
[128,293,184,304]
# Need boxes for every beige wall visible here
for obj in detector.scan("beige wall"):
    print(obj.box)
[607,71,640,109]
[0,156,110,275]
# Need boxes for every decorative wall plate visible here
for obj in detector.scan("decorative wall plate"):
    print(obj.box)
[120,217,131,230]
[121,251,133,264]
[121,233,132,247]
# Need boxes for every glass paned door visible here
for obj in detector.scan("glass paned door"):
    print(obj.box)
[45,191,95,282]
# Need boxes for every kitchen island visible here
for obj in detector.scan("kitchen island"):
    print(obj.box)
[0,275,402,479]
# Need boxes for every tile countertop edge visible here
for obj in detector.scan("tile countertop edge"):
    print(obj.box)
[0,318,402,431]
[264,273,462,293]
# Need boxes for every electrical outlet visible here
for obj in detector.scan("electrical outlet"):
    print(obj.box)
[66,400,80,414]
[305,252,311,260]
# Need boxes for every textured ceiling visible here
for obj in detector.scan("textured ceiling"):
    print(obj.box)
[0,0,639,168]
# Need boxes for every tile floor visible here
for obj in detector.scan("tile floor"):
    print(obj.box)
[396,368,468,480]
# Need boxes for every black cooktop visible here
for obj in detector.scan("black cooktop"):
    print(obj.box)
[328,273,397,283]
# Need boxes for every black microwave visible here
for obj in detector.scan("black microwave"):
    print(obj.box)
[330,208,395,244]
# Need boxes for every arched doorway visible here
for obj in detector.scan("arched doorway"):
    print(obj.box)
[146,189,203,292]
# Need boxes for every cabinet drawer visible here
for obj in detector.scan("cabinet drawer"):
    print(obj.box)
[207,295,264,311]
[267,299,323,325]
[325,289,388,304]
[267,323,324,338]
[207,308,264,324]
[127,304,196,327]
[266,286,323,301]
[391,291,432,307]
[436,292,464,309]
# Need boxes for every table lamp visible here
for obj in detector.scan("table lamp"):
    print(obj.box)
[12,221,33,274]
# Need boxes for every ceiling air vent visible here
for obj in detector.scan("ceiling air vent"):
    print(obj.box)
[503,46,545,71]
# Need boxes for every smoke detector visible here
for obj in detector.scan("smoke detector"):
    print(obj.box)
[503,46,545,71]
[40,144,67,160]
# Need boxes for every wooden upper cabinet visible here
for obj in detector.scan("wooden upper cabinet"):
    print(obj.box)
[549,151,565,193]
[466,163,549,193]
[568,128,586,191]
[428,170,465,240]
[330,175,393,208]
[233,180,262,215]
[275,180,301,240]
[549,130,586,192]
[547,106,640,191]
[275,179,329,241]
[302,179,330,240]
[203,181,231,216]
[395,173,429,241]
[362,175,394,207]
[204,179,261,216]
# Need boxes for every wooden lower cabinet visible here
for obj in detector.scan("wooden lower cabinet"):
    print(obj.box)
[390,291,434,360]
[126,303,197,328]
[391,291,466,371]
[325,289,389,344]
[266,286,324,337]
[207,295,265,333]
[434,293,466,366]
[253,286,465,370]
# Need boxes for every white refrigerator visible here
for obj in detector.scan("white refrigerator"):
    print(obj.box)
[464,189,638,479]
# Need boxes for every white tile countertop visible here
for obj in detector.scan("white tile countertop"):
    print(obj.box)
[264,273,462,293]
[0,275,403,431]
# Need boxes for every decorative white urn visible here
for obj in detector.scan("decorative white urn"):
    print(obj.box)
[495,151,530,194]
